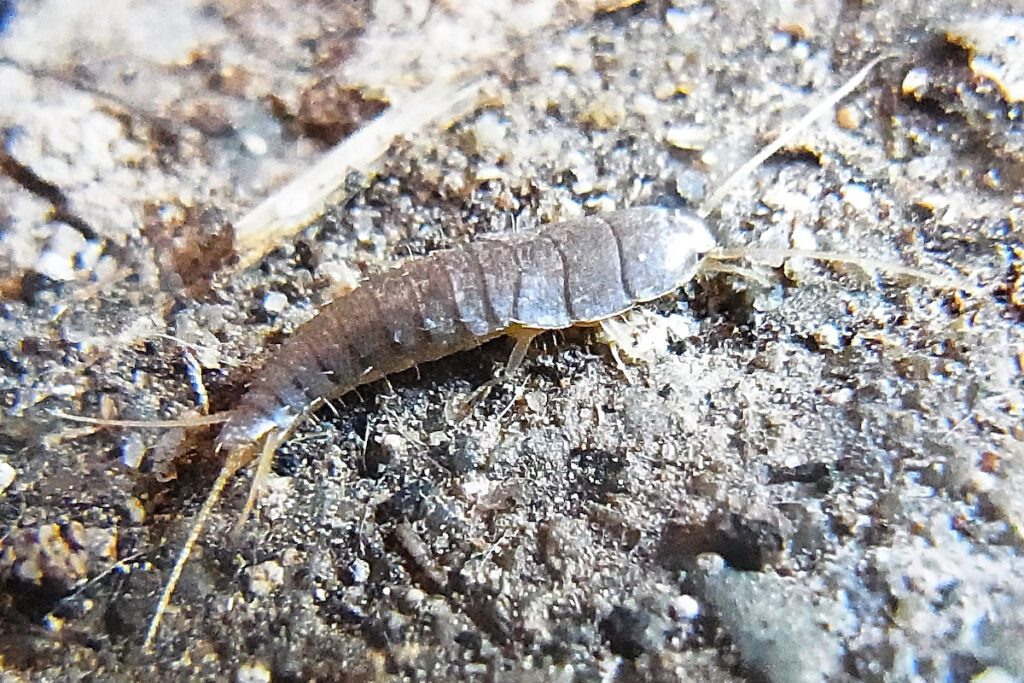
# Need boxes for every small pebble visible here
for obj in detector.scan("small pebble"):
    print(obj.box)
[76,526,118,562]
[674,169,706,204]
[826,387,854,405]
[524,390,548,413]
[664,5,713,35]
[125,496,147,524]
[664,8,690,34]
[349,558,370,584]
[835,105,861,130]
[37,251,76,282]
[469,112,507,156]
[44,614,65,633]
[474,165,504,182]
[584,195,616,213]
[653,81,676,100]
[901,67,929,98]
[664,125,709,151]
[768,32,791,52]
[841,184,873,213]
[982,168,1002,190]
[246,560,284,597]
[568,155,598,195]
[120,432,147,469]
[670,594,700,620]
[632,93,658,117]
[578,93,626,129]
[236,661,272,683]
[790,225,818,251]
[262,291,288,315]
[37,224,88,282]
[380,433,408,459]
[318,260,361,293]
[241,132,268,156]
[0,461,15,495]
[402,587,426,610]
[915,194,948,215]
[459,473,494,498]
[814,323,841,349]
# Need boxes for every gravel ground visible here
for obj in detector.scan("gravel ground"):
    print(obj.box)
[1,1,1023,681]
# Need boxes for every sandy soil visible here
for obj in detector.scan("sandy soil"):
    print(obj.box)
[1,1,1023,681]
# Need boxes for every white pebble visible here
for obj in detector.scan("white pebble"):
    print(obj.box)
[263,291,288,314]
[566,151,597,195]
[350,559,370,584]
[402,587,426,610]
[241,132,268,156]
[0,461,15,495]
[664,6,713,35]
[525,390,548,413]
[584,195,616,213]
[790,225,818,251]
[460,473,494,498]
[236,661,272,683]
[826,387,854,405]
[50,223,88,254]
[762,187,816,215]
[246,560,284,597]
[120,432,147,469]
[470,112,508,155]
[380,433,408,459]
[37,223,88,281]
[664,125,709,151]
[318,260,361,293]
[768,32,790,52]
[671,594,700,620]
[125,496,146,524]
[902,67,929,98]
[632,93,658,117]
[664,8,689,34]
[36,250,77,281]
[841,184,873,213]
[350,557,370,585]
[814,323,841,349]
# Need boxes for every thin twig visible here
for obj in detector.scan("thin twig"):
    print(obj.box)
[232,77,494,269]
[700,54,896,216]
[50,410,230,429]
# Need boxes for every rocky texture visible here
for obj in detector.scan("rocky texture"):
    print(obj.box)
[1,0,1022,681]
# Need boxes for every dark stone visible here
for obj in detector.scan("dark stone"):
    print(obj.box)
[599,606,651,659]
[569,447,628,501]
[768,461,831,486]
[361,611,405,649]
[375,480,434,523]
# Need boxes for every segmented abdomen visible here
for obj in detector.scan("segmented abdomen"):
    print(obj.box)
[216,206,715,450]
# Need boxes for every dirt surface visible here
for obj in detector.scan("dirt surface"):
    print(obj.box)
[1,1,1023,681]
